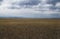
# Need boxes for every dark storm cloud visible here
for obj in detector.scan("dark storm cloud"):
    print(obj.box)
[0,0,3,5]
[0,0,2,2]
[19,0,40,6]
[12,0,60,6]
[46,0,60,10]
[8,0,60,11]
[50,13,60,18]
[47,0,60,5]
[10,0,40,9]
[19,0,60,6]
[12,0,40,7]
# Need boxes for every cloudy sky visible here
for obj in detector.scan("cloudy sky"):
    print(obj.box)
[0,0,60,18]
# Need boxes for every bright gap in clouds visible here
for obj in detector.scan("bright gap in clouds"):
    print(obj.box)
[0,0,60,18]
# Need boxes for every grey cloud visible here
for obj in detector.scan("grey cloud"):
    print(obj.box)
[8,7,20,9]
[49,6,57,10]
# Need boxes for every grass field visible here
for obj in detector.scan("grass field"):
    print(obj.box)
[0,18,60,39]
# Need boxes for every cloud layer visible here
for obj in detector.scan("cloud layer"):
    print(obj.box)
[0,0,60,18]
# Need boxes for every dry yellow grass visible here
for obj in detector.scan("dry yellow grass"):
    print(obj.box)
[0,18,60,39]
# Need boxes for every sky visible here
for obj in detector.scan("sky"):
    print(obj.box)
[0,0,60,18]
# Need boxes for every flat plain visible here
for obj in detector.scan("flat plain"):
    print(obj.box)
[0,18,60,39]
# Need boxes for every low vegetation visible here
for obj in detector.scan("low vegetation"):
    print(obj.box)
[0,18,60,39]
